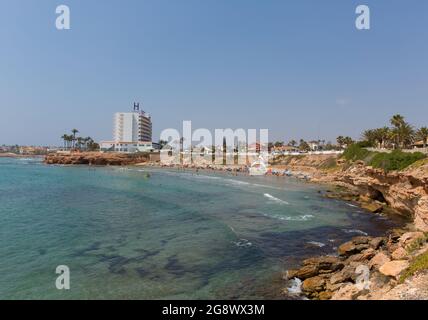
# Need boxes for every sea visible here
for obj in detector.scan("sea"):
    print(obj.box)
[0,157,404,299]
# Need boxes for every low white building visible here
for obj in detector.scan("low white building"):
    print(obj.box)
[100,141,158,153]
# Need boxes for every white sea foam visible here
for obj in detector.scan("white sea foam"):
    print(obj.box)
[346,203,359,208]
[263,213,314,221]
[342,229,368,236]
[234,239,252,247]
[307,241,326,248]
[263,193,289,205]
[287,278,302,295]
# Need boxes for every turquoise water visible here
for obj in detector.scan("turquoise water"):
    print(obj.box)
[0,158,401,299]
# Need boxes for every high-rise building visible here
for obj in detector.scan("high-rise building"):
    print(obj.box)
[113,103,152,143]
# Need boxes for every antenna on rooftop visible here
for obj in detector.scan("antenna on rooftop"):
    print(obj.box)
[133,102,140,111]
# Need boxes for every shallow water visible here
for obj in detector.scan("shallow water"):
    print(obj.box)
[0,158,402,299]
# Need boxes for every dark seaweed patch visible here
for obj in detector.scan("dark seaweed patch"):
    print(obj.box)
[71,241,102,257]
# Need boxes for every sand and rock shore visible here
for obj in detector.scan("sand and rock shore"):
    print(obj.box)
[43,151,428,300]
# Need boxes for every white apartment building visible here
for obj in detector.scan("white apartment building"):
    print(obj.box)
[114,109,152,142]
[101,103,155,153]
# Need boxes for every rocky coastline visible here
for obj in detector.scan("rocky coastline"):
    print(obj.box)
[43,152,428,299]
[283,158,428,300]
[44,152,150,166]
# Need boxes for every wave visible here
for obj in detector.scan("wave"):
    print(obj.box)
[286,277,302,295]
[342,229,368,236]
[307,241,326,248]
[263,213,314,221]
[346,203,359,208]
[233,239,252,248]
[264,193,289,205]
[154,170,286,190]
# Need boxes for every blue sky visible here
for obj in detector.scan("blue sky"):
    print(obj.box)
[0,0,427,145]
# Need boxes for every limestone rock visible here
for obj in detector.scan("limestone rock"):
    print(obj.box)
[346,248,376,263]
[302,275,327,293]
[330,284,362,300]
[361,202,383,213]
[369,252,391,270]
[399,231,425,248]
[288,256,344,280]
[287,265,318,280]
[318,291,334,300]
[414,197,428,232]
[391,247,408,260]
[338,240,370,257]
[329,264,358,284]
[379,260,409,278]
[370,237,385,250]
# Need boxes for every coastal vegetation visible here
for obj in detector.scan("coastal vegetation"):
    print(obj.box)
[362,114,427,149]
[340,114,427,172]
[342,144,425,172]
[400,248,428,284]
[61,129,99,151]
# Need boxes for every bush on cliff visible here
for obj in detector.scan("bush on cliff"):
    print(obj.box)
[369,150,426,172]
[400,248,428,283]
[341,143,373,162]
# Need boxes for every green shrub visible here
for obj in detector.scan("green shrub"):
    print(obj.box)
[341,144,372,162]
[400,249,428,283]
[369,150,426,172]
[357,140,375,148]
[319,157,338,170]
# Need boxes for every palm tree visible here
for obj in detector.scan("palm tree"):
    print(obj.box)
[64,135,73,149]
[274,141,284,147]
[364,127,391,148]
[299,139,310,152]
[389,114,414,149]
[336,136,344,148]
[416,127,428,148]
[343,136,354,147]
[394,123,414,149]
[362,129,376,146]
[288,140,297,147]
[61,134,68,150]
[390,114,405,129]
[71,129,79,148]
[377,127,391,148]
[76,137,84,150]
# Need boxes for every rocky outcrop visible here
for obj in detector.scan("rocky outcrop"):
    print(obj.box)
[286,231,428,300]
[44,152,149,166]
[313,162,428,232]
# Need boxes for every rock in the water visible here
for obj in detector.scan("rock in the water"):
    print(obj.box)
[379,260,409,278]
[302,256,344,272]
[302,275,327,294]
[338,240,370,257]
[288,256,344,280]
[361,202,383,213]
[287,265,318,280]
